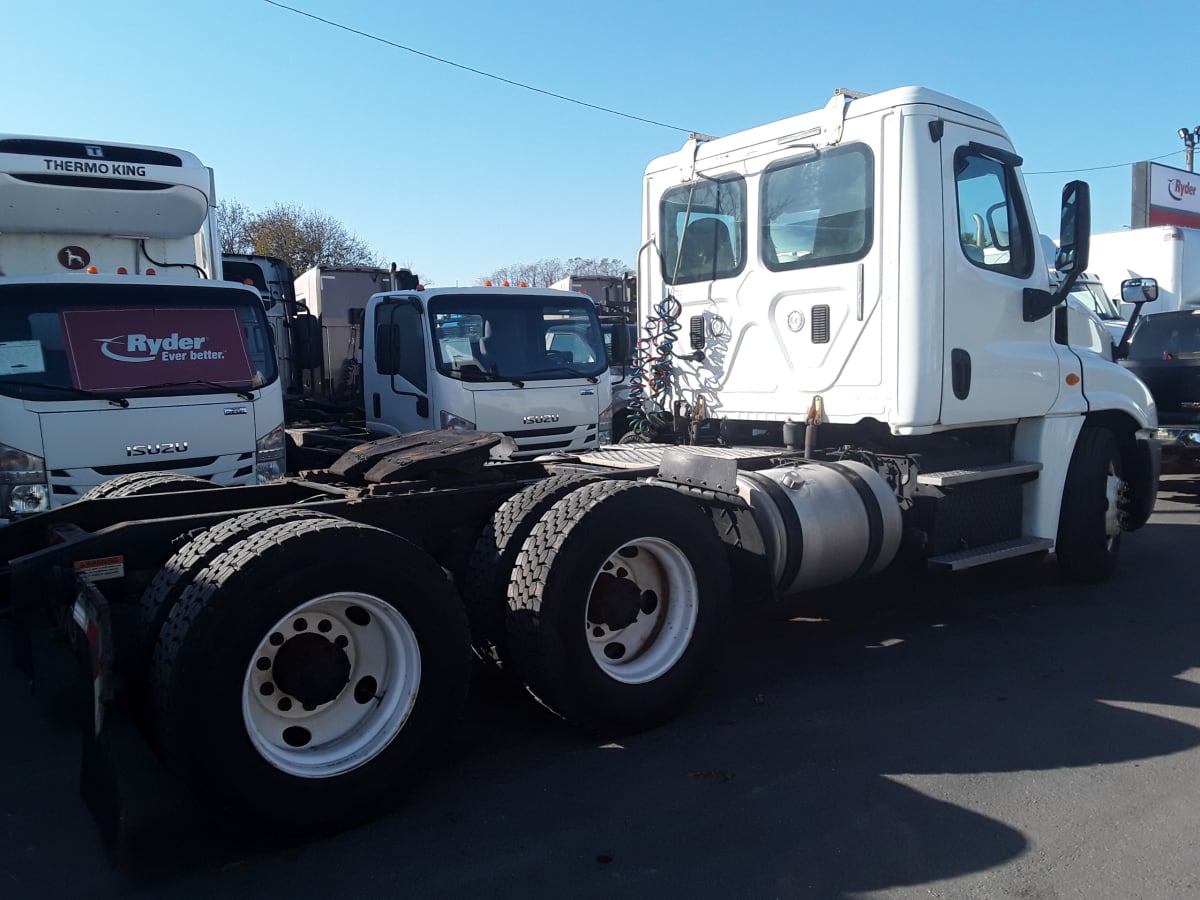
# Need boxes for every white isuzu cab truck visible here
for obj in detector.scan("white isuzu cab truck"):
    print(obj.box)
[365,285,615,456]
[0,135,285,517]
[0,88,1162,846]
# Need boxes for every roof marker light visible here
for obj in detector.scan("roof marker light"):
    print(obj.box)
[116,267,128,275]
[86,266,98,274]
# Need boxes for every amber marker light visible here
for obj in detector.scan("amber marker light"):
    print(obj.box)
[1065,373,1080,386]
[116,267,128,275]
[145,268,157,275]
[86,266,98,274]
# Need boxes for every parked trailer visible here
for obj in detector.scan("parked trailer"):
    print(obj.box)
[3,86,1162,849]
[1089,224,1200,317]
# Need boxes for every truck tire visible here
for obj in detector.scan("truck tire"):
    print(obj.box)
[136,508,338,674]
[505,480,730,735]
[1057,426,1123,583]
[463,474,600,667]
[79,472,214,501]
[149,517,471,830]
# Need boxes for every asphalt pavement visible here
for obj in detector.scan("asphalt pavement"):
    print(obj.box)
[3,473,1200,899]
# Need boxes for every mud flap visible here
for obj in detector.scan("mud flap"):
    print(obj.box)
[72,581,126,859]
[72,581,185,868]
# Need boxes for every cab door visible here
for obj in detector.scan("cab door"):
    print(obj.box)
[367,296,431,434]
[939,125,1060,425]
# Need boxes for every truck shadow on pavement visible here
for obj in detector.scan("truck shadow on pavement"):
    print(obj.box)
[4,513,1200,899]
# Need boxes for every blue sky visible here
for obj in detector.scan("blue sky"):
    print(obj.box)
[4,0,1193,287]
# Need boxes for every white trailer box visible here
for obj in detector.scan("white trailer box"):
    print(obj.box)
[1089,225,1200,317]
[293,266,414,399]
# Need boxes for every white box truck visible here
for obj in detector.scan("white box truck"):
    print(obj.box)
[0,134,286,518]
[1089,224,1200,317]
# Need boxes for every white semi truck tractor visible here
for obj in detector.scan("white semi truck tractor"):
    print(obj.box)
[1,88,1160,847]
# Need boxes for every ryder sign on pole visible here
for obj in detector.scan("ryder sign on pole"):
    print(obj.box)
[61,307,255,392]
[1132,161,1200,229]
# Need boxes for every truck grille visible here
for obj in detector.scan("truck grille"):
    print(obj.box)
[509,424,596,457]
[47,452,256,505]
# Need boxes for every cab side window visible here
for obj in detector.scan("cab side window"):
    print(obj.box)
[660,176,746,285]
[954,148,1033,278]
[375,300,428,392]
[761,143,874,270]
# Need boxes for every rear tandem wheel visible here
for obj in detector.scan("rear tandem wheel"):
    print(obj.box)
[149,516,471,829]
[505,480,731,736]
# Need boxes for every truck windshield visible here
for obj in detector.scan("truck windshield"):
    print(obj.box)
[0,282,277,402]
[429,293,607,382]
[1069,281,1122,322]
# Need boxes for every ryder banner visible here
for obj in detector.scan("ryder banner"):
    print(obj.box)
[61,307,256,393]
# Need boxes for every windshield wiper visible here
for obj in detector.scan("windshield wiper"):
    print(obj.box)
[0,379,130,408]
[446,367,498,383]
[522,366,600,383]
[140,380,255,400]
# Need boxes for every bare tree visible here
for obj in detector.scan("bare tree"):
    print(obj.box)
[480,256,629,287]
[218,200,383,274]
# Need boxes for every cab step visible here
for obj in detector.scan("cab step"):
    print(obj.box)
[917,461,1042,487]
[926,536,1054,571]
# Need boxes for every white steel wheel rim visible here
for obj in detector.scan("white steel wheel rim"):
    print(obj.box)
[584,537,699,684]
[241,591,421,778]
[1104,467,1124,547]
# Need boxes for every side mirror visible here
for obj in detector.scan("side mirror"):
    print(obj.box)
[1055,181,1091,274]
[291,313,323,370]
[1114,277,1159,360]
[1121,277,1158,305]
[374,323,402,374]
[607,321,632,368]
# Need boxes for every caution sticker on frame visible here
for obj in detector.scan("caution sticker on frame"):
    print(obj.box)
[74,556,125,583]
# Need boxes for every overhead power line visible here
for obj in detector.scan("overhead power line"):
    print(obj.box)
[1024,150,1179,176]
[263,2,1185,175]
[261,0,698,134]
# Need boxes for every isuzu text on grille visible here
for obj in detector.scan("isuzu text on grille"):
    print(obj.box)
[126,442,188,457]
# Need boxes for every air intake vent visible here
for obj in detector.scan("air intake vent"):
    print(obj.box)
[12,174,172,191]
[0,138,183,166]
[811,305,830,343]
[689,315,706,350]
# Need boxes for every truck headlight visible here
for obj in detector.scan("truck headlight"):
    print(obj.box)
[598,402,613,446]
[0,442,49,518]
[255,425,286,483]
[440,411,476,432]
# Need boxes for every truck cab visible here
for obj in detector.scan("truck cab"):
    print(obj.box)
[365,286,614,456]
[636,86,1158,569]
[0,135,286,517]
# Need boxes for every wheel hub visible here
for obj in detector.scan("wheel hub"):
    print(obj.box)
[589,572,644,630]
[1104,472,1124,538]
[271,633,351,707]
